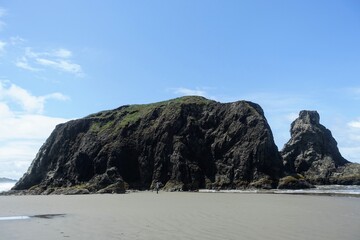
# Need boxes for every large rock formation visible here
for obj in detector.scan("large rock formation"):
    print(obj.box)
[13,96,283,194]
[281,110,360,184]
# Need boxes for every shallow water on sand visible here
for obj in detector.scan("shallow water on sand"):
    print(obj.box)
[275,185,360,195]
[200,185,360,196]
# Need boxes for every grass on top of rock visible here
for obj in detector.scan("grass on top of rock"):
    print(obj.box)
[89,96,215,133]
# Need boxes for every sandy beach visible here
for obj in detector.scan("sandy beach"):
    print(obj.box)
[0,192,359,240]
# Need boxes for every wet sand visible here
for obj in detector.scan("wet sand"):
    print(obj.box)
[0,192,359,240]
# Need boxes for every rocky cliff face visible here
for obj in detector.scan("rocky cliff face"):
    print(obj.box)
[281,110,360,184]
[13,96,283,194]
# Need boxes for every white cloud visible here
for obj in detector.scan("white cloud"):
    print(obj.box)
[330,117,360,164]
[173,87,207,97]
[16,47,84,76]
[0,102,13,118]
[0,80,69,114]
[0,140,40,180]
[1,82,45,113]
[44,92,70,101]
[348,120,360,129]
[53,48,72,58]
[346,119,360,144]
[36,58,83,75]
[0,114,68,141]
[0,81,70,179]
[0,112,68,179]
[15,57,41,72]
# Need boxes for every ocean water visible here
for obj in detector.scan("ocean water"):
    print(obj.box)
[275,185,360,195]
[0,182,16,193]
[1,182,360,195]
[200,185,360,196]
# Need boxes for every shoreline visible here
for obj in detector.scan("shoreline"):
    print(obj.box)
[2,184,360,198]
[198,185,360,198]
[3,190,360,198]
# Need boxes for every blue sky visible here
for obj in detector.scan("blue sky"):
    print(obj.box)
[0,1,360,179]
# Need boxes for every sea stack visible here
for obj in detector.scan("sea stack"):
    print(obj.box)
[13,96,283,194]
[281,110,360,184]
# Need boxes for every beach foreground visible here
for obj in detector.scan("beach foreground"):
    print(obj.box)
[0,192,359,240]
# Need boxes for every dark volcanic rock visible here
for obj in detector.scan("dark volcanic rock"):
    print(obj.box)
[330,163,360,185]
[13,96,283,194]
[281,110,360,184]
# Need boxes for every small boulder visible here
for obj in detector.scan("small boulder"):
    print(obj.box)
[278,174,314,189]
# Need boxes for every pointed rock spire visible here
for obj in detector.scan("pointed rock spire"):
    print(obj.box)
[281,110,350,183]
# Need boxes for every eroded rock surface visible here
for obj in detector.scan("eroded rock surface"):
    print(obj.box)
[13,96,283,194]
[281,110,360,184]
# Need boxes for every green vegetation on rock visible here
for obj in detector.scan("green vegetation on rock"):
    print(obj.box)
[89,96,216,133]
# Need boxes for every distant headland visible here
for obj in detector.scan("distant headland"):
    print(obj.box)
[0,177,17,183]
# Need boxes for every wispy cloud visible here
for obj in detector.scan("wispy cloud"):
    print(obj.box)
[36,57,82,75]
[0,6,84,77]
[15,57,41,72]
[173,87,208,97]
[53,48,72,58]
[15,47,84,77]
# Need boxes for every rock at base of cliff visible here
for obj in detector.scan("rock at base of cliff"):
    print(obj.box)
[96,182,126,194]
[329,163,360,185]
[277,174,314,189]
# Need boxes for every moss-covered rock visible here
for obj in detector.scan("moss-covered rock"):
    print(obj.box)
[249,177,278,189]
[277,174,314,189]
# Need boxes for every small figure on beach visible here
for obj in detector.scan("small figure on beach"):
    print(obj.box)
[156,181,160,194]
